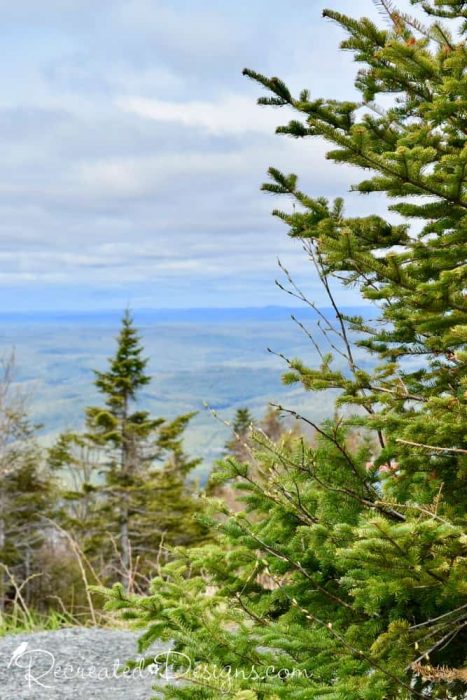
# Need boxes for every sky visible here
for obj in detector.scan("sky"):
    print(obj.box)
[0,0,415,312]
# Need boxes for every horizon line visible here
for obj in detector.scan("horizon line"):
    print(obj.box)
[0,303,370,317]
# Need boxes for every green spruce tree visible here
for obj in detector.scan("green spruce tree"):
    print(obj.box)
[52,312,207,591]
[85,309,157,587]
[103,2,466,697]
[224,408,255,461]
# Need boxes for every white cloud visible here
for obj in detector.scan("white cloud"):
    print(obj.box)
[117,94,290,135]
[0,0,402,311]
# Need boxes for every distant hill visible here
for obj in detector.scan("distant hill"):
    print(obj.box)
[0,306,374,478]
[0,305,372,325]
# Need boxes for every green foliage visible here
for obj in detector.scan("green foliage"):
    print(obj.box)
[0,608,79,637]
[51,312,208,590]
[101,3,467,699]
[0,355,56,612]
[223,408,256,463]
[242,0,467,509]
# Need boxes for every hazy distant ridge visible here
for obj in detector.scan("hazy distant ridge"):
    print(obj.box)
[0,305,371,325]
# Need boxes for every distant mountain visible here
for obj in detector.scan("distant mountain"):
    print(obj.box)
[0,305,372,325]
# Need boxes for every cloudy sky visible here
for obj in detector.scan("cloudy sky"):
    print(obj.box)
[0,0,409,312]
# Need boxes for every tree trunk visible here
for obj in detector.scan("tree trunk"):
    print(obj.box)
[0,506,5,613]
[120,392,131,590]
[120,505,130,591]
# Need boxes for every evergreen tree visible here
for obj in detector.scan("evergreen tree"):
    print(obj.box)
[52,312,207,590]
[85,309,158,587]
[0,355,55,613]
[232,407,254,437]
[103,3,466,698]
[224,407,255,461]
[224,406,296,462]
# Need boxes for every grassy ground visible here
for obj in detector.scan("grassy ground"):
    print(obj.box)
[0,604,119,636]
[0,607,81,636]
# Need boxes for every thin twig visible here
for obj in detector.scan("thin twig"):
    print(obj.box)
[409,604,467,631]
[396,439,467,455]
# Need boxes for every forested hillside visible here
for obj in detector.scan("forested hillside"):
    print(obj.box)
[0,308,345,466]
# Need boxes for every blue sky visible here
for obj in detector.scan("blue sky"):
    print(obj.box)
[0,0,414,312]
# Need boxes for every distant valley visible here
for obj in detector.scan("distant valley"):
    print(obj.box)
[0,306,371,477]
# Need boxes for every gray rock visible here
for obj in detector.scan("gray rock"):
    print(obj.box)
[0,627,175,700]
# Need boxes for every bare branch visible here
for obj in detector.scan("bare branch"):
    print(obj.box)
[396,439,467,455]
